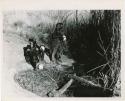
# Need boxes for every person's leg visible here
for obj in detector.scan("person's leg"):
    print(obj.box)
[32,55,39,70]
[48,50,52,61]
[52,47,58,63]
[40,51,44,61]
[52,41,59,63]
[31,61,36,70]
[55,52,59,61]
[57,41,63,63]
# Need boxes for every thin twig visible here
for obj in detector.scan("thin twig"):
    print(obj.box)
[87,62,109,73]
[96,50,104,57]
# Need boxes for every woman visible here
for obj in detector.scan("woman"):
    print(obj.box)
[51,23,66,63]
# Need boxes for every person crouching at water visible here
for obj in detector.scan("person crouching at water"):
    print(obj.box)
[51,23,66,64]
[24,38,41,70]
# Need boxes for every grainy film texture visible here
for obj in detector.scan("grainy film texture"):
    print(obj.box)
[2,10,121,97]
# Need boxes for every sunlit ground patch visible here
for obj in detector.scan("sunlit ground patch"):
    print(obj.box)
[14,69,60,97]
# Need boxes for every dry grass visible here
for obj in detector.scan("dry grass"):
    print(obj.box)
[87,11,121,96]
[14,64,71,97]
[14,69,59,97]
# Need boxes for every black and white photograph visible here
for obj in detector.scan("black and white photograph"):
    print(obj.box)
[2,10,121,98]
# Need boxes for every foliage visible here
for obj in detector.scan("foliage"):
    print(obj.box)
[66,10,121,95]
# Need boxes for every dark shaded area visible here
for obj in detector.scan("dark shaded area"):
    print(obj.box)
[65,10,121,97]
[66,10,120,73]
[73,84,113,97]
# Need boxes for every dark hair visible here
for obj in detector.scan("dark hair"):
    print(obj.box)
[56,23,63,27]
[29,38,34,42]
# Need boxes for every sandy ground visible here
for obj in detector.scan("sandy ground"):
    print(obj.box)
[2,34,40,100]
